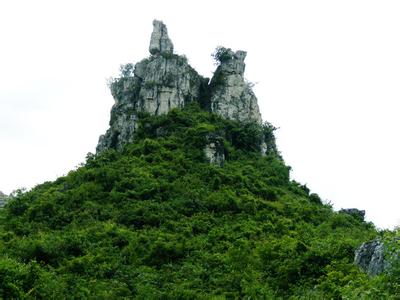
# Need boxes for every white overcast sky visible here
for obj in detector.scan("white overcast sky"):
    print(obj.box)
[1,0,400,229]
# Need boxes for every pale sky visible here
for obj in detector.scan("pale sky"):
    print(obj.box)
[1,0,400,229]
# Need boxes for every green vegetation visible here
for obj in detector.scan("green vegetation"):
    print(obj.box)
[1,104,398,298]
[212,46,234,65]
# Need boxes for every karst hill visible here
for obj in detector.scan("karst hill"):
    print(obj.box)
[0,20,397,299]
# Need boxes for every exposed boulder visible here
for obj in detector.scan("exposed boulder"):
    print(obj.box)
[209,47,262,124]
[355,239,386,276]
[149,20,174,55]
[339,208,366,221]
[204,133,225,166]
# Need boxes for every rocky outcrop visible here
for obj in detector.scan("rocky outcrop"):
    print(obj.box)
[209,48,262,124]
[355,239,386,276]
[149,20,174,55]
[339,208,366,221]
[355,238,400,276]
[97,20,208,152]
[0,191,8,208]
[97,21,265,153]
[204,133,225,166]
[133,56,207,116]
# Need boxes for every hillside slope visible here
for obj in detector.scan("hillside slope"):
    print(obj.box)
[0,106,378,298]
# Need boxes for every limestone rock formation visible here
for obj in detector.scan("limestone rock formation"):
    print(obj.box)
[204,133,225,166]
[97,22,208,152]
[209,48,262,124]
[355,239,386,276]
[149,20,174,55]
[97,21,265,153]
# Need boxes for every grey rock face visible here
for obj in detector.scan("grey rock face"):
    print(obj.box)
[135,56,206,116]
[260,142,268,156]
[97,21,266,154]
[209,48,262,124]
[355,239,386,276]
[204,134,225,166]
[149,20,174,55]
[97,21,208,152]
[0,191,8,208]
[339,208,366,220]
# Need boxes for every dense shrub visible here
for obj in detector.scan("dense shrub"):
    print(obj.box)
[0,107,379,298]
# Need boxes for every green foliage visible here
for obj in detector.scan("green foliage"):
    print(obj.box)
[212,46,234,65]
[0,107,380,298]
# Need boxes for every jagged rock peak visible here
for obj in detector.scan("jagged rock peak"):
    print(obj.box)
[97,21,266,154]
[97,20,207,152]
[149,20,174,55]
[209,47,262,124]
[218,48,247,75]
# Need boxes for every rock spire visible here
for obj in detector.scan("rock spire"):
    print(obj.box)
[97,20,264,153]
[209,48,262,123]
[149,20,174,55]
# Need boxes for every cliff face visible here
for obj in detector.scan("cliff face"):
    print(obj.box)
[97,20,263,153]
